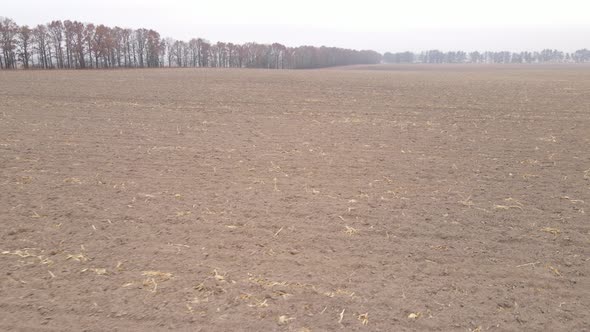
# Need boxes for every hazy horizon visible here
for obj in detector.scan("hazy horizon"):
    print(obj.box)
[4,0,590,53]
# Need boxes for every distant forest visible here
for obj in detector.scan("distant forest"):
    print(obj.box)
[1,17,588,70]
[383,49,590,64]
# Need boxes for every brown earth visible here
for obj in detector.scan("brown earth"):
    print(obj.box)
[0,66,589,331]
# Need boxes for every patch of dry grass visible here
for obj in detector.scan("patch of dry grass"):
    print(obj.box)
[358,312,369,325]
[66,253,89,262]
[541,227,561,235]
[344,225,358,235]
[142,271,174,293]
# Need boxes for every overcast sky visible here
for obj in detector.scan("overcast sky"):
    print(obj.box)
[4,0,590,52]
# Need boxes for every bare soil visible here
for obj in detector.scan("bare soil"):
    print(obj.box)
[1,66,589,331]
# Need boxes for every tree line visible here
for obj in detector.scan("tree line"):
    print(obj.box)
[0,17,381,70]
[2,17,588,70]
[383,49,590,64]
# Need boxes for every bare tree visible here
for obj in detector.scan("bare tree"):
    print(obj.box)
[112,27,124,67]
[71,21,86,68]
[121,28,132,67]
[135,28,147,67]
[63,20,76,68]
[48,20,65,68]
[173,40,184,67]
[18,25,32,69]
[33,24,51,68]
[84,23,95,68]
[146,29,161,67]
[164,37,175,67]
[1,17,19,69]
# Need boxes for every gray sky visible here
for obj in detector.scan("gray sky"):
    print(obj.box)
[4,0,590,52]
